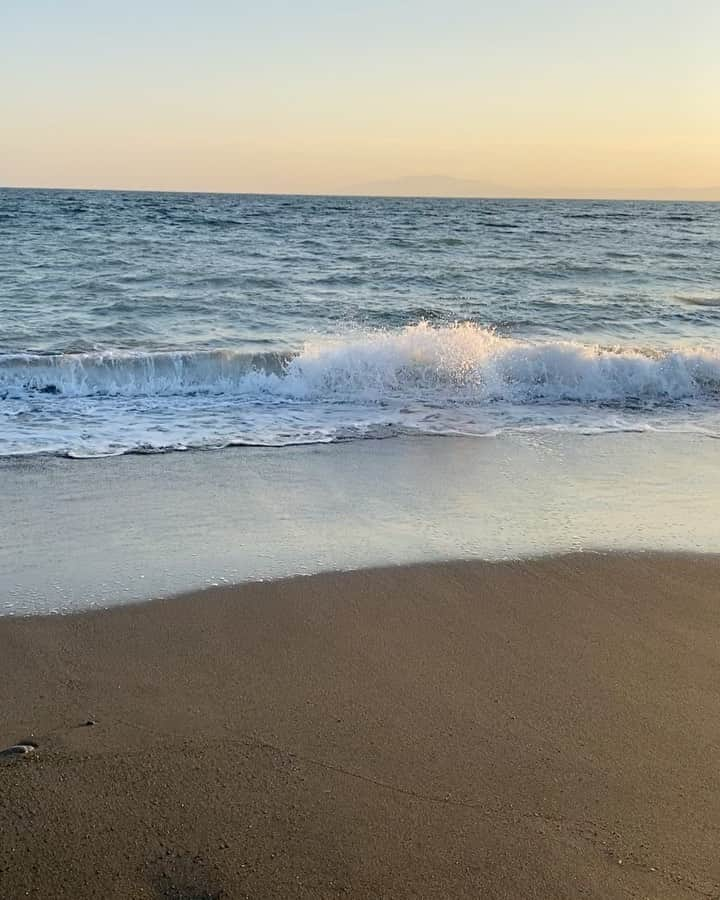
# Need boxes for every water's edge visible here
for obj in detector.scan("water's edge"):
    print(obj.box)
[2,432,718,616]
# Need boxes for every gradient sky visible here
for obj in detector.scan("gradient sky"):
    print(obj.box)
[3,1,719,198]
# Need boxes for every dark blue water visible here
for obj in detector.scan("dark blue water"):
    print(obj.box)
[1,189,719,457]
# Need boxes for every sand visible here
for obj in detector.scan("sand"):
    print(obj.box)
[1,553,719,899]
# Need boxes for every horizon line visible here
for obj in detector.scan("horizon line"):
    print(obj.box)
[2,184,720,203]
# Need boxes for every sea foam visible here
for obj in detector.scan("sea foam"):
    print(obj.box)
[2,323,718,405]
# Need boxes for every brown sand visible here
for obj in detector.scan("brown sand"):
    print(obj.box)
[1,553,719,899]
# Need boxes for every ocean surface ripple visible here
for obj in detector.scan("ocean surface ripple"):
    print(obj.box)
[1,190,719,457]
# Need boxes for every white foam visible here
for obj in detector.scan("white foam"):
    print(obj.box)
[1,324,719,457]
[2,323,719,403]
[278,324,720,403]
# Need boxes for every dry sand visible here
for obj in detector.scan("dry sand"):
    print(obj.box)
[1,553,719,899]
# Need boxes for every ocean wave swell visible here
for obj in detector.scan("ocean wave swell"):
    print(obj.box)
[2,323,719,406]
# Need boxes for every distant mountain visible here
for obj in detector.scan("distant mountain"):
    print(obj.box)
[642,186,720,201]
[343,175,720,202]
[345,175,511,198]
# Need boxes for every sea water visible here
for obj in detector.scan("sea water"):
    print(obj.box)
[1,189,719,613]
[2,190,719,458]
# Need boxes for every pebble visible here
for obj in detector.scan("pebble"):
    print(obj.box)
[0,741,38,758]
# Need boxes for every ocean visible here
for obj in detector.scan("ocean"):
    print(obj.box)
[2,189,719,614]
[2,189,719,458]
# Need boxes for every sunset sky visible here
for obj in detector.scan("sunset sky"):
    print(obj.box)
[3,1,719,198]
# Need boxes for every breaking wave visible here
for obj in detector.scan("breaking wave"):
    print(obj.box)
[2,323,719,405]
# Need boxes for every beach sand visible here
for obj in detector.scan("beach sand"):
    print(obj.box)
[1,553,719,899]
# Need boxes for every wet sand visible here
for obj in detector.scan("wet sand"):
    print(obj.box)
[1,553,719,899]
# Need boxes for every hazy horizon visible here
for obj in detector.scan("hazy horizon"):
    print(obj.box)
[3,178,720,202]
[4,1,719,199]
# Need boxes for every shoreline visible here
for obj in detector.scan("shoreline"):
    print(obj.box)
[3,431,720,616]
[4,547,720,621]
[2,552,719,898]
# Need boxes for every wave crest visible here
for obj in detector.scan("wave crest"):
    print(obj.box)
[3,323,718,406]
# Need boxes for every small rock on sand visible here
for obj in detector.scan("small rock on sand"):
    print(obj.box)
[0,741,38,758]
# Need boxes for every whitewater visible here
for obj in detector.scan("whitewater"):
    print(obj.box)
[1,324,719,457]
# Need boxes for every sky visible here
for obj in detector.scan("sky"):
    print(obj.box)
[2,1,719,198]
